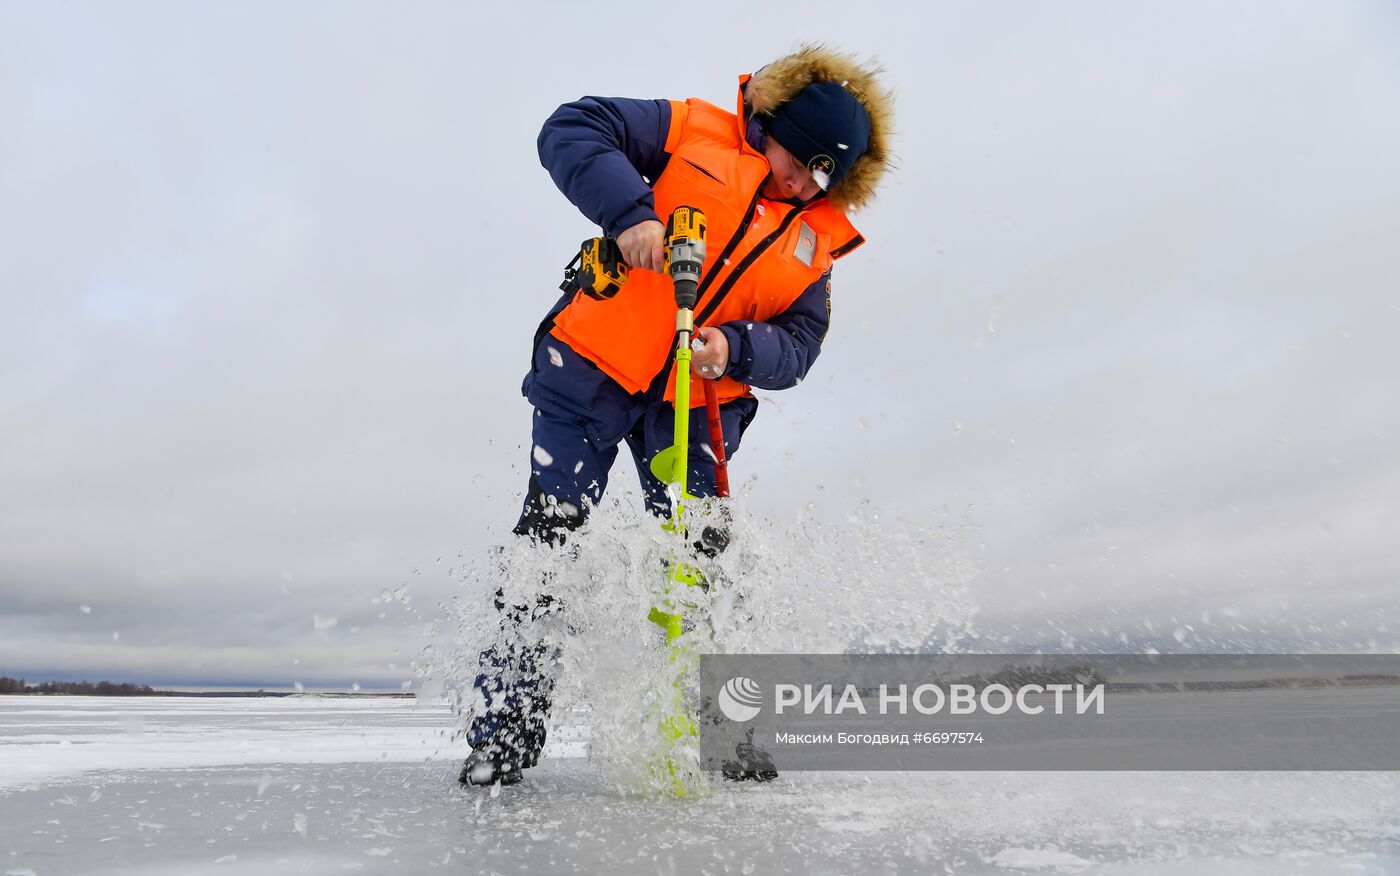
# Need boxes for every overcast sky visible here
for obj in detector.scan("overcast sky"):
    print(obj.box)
[2,2,1397,687]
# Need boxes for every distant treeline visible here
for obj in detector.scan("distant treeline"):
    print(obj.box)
[0,676,415,697]
[970,665,1105,688]
[0,676,156,696]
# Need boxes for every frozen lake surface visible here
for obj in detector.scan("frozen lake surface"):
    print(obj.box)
[1,696,1396,874]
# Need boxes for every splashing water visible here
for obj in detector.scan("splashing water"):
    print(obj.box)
[416,488,978,796]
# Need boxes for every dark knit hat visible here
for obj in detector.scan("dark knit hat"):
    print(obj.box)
[763,81,871,189]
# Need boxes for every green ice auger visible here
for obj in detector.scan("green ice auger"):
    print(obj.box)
[644,206,709,797]
[647,205,708,643]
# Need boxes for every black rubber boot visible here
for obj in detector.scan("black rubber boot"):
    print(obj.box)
[458,747,523,787]
[721,728,779,782]
[460,688,551,788]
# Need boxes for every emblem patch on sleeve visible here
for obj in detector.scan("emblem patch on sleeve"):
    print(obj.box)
[793,221,817,267]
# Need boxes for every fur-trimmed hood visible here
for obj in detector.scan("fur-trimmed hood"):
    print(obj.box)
[746,44,894,212]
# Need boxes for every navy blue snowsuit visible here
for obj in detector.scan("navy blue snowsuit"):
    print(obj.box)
[468,96,833,756]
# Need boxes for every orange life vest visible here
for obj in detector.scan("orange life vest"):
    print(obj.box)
[550,75,866,407]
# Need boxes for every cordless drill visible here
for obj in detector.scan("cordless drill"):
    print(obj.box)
[662,206,707,311]
[559,206,706,305]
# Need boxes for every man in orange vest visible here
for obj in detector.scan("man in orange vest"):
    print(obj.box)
[462,46,892,787]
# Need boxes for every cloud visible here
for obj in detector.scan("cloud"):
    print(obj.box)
[1,3,1396,684]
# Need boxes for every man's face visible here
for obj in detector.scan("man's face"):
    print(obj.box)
[762,137,823,202]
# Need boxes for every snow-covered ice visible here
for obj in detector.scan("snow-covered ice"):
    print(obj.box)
[2,695,1397,874]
